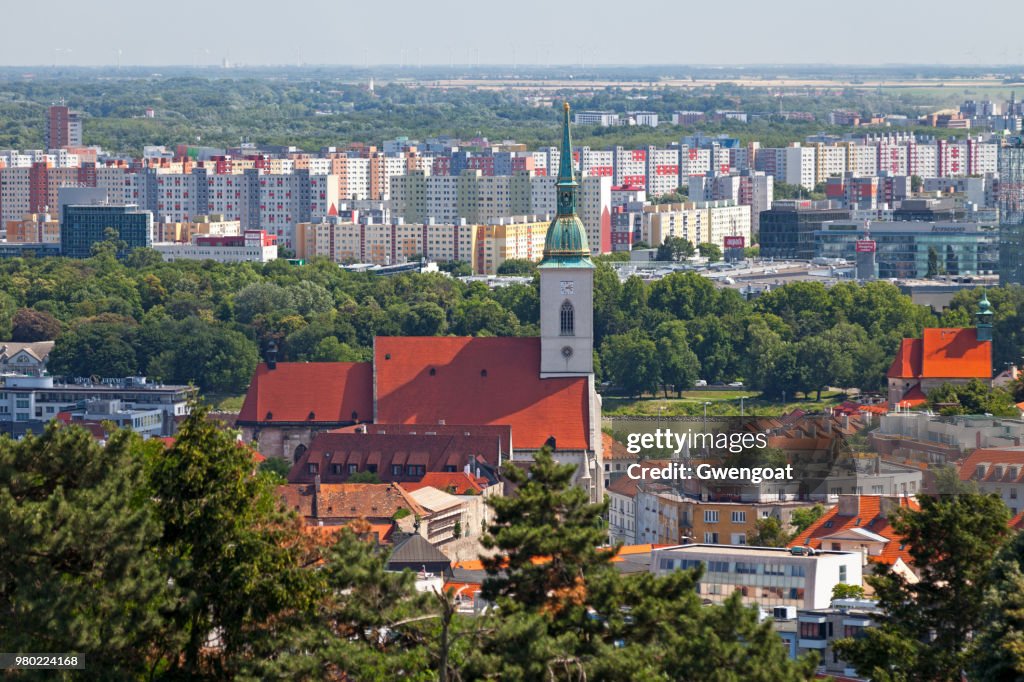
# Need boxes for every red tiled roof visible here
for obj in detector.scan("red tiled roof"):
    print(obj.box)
[887,328,991,380]
[958,448,1024,482]
[602,432,633,460]
[375,337,591,450]
[289,431,503,485]
[332,423,512,454]
[238,362,373,425]
[401,472,490,495]
[788,495,920,566]
[1011,512,1024,532]
[277,482,425,520]
[898,385,928,408]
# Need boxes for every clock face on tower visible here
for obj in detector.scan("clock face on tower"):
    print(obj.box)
[560,280,575,295]
[560,191,571,204]
[561,345,574,358]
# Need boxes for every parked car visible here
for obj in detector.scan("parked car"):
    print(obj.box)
[695,380,708,387]
[728,381,744,388]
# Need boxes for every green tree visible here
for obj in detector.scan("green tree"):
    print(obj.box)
[656,235,696,262]
[926,245,943,277]
[468,447,818,681]
[970,531,1024,680]
[749,516,791,547]
[49,322,139,378]
[0,425,169,679]
[258,456,292,480]
[832,583,866,600]
[698,242,723,263]
[401,301,448,336]
[249,528,433,681]
[496,258,539,276]
[600,329,660,397]
[836,494,1012,682]
[653,320,701,396]
[147,404,319,677]
[790,504,826,535]
[347,470,382,483]
[927,379,1019,417]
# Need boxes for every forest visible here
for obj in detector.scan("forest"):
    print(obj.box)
[1,245,1023,408]
[0,75,967,156]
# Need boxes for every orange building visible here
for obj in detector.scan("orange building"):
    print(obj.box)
[5,212,60,243]
[886,294,993,409]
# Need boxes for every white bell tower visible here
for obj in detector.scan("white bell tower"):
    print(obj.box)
[539,103,594,378]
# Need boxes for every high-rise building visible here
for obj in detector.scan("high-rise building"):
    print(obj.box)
[998,138,1024,284]
[46,105,82,149]
[61,204,153,258]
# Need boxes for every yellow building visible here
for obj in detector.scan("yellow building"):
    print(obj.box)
[472,216,550,275]
[295,217,478,267]
[156,214,241,243]
[643,200,751,249]
[5,213,60,243]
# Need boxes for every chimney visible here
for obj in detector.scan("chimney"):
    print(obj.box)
[838,494,860,517]
[879,496,901,519]
[265,340,278,370]
[313,473,321,517]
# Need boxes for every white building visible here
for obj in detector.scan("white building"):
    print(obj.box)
[651,544,863,611]
[153,230,278,263]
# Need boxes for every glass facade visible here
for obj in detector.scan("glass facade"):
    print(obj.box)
[657,556,810,608]
[815,222,998,278]
[760,206,851,260]
[61,205,153,259]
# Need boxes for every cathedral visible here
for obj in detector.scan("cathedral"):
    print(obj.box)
[237,104,604,501]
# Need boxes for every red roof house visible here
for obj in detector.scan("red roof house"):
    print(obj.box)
[789,495,920,573]
[886,327,991,409]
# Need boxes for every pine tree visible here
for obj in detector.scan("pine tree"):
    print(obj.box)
[466,447,818,681]
[969,530,1024,680]
[0,424,169,680]
[244,527,435,682]
[146,403,319,679]
[836,494,1011,682]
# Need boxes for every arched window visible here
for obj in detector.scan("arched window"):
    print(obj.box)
[560,301,575,336]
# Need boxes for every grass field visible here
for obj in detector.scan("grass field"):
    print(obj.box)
[602,390,846,417]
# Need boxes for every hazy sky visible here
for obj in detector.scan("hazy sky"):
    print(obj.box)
[2,0,1023,67]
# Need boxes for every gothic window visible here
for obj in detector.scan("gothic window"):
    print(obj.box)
[560,300,575,336]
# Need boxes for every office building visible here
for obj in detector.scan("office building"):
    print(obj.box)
[60,204,153,258]
[815,220,999,279]
[755,201,851,260]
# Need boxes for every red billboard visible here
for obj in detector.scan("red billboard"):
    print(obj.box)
[723,236,745,249]
[855,240,876,253]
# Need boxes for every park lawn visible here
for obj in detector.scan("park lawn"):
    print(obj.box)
[603,389,846,417]
[206,394,246,412]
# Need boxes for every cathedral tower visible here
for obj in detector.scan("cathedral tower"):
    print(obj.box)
[539,103,595,378]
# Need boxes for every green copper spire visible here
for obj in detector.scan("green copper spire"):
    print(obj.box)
[977,290,993,342]
[541,102,593,267]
